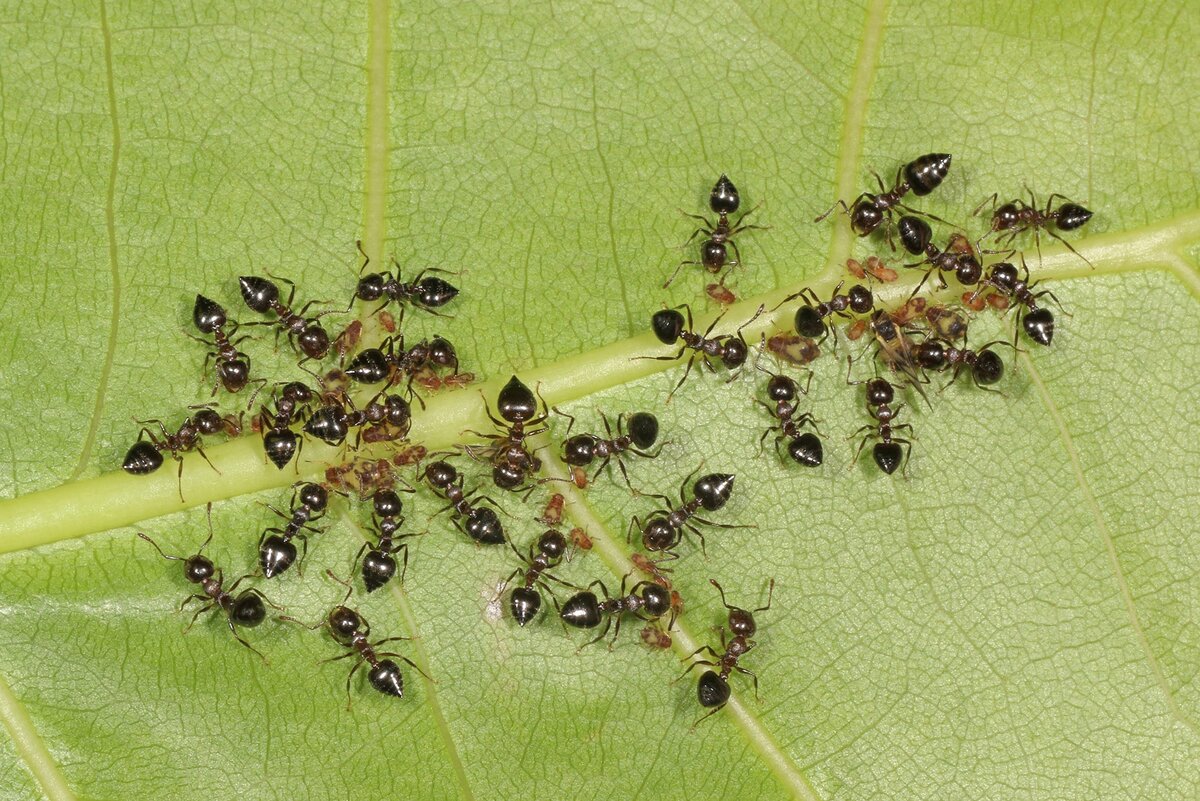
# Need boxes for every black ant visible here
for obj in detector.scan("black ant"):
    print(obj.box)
[775,281,873,346]
[558,410,661,490]
[974,190,1094,266]
[345,334,459,406]
[914,334,1010,391]
[423,460,506,544]
[815,153,952,242]
[968,260,1064,347]
[756,369,822,467]
[138,505,275,661]
[680,578,773,726]
[464,376,549,492]
[628,468,742,559]
[257,381,314,470]
[355,489,419,592]
[284,572,429,706]
[123,405,228,500]
[303,390,412,449]
[190,294,255,394]
[897,216,982,296]
[559,573,674,647]
[847,367,913,475]
[349,240,459,318]
[238,274,336,362]
[665,175,766,288]
[636,304,762,399]
[498,529,573,626]
[258,482,329,578]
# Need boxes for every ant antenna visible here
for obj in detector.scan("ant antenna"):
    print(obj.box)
[137,532,181,562]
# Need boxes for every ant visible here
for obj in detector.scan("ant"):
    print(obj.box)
[138,505,276,661]
[258,482,329,578]
[897,216,982,296]
[680,578,773,727]
[968,260,1064,347]
[558,410,661,490]
[190,294,256,394]
[815,153,953,243]
[559,573,674,648]
[628,468,742,559]
[123,405,228,501]
[303,390,412,449]
[238,274,336,362]
[636,305,762,399]
[349,240,459,318]
[498,529,574,626]
[665,175,765,288]
[464,376,549,492]
[345,334,460,405]
[355,489,419,592]
[257,381,314,470]
[974,190,1094,267]
[756,369,822,467]
[775,281,873,347]
[285,572,429,705]
[847,367,914,475]
[423,460,506,545]
[914,334,1010,391]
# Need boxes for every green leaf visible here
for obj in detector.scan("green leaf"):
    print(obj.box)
[1,0,1198,799]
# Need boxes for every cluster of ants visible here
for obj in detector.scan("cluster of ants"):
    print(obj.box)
[125,151,1092,725]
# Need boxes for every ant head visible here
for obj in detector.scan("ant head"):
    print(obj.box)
[990,262,1018,290]
[218,360,250,392]
[356,273,387,302]
[465,507,505,544]
[709,174,740,215]
[728,607,757,637]
[694,473,735,512]
[298,482,329,511]
[384,396,412,428]
[787,432,823,467]
[192,294,227,333]
[973,349,1005,384]
[298,325,331,360]
[327,605,362,643]
[992,203,1021,231]
[626,412,659,449]
[721,338,749,370]
[424,460,457,488]
[793,305,825,338]
[642,517,677,552]
[263,431,298,470]
[183,554,215,584]
[651,309,685,344]
[849,197,883,236]
[766,373,797,402]
[537,530,568,560]
[897,215,932,255]
[701,241,728,270]
[345,348,389,384]
[123,441,164,474]
[865,378,894,406]
[955,255,982,286]
[428,336,458,369]
[1056,203,1093,231]
[192,408,223,436]
[904,153,952,196]
[641,583,672,617]
[416,277,460,308]
[372,489,403,518]
[562,434,596,466]
[847,284,874,314]
[238,276,279,313]
[497,376,538,423]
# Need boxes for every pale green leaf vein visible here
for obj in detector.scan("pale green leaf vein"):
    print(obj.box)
[0,672,76,801]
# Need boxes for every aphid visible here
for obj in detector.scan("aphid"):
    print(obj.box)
[415,370,476,393]
[924,304,969,341]
[122,405,226,501]
[569,527,593,551]
[628,469,741,559]
[756,370,822,467]
[537,493,566,527]
[423,460,506,545]
[257,381,314,470]
[845,256,897,283]
[499,529,572,626]
[325,456,399,496]
[138,506,274,661]
[848,371,914,475]
[303,390,412,449]
[888,297,927,327]
[641,625,672,650]
[355,489,418,592]
[776,282,873,347]
[705,283,737,306]
[559,411,661,490]
[630,552,673,588]
[189,294,254,394]
[897,216,982,295]
[665,175,765,288]
[258,482,328,578]
[636,305,761,398]
[464,376,549,492]
[968,261,1064,347]
[332,320,363,365]
[350,240,459,318]
[974,190,1094,266]
[680,578,773,726]
[286,572,428,705]
[238,274,335,362]
[815,153,952,241]
[914,335,1009,391]
[559,575,674,647]
[765,332,820,366]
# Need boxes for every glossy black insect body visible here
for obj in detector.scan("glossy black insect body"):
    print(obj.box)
[559,575,674,647]
[190,294,254,394]
[665,175,765,288]
[637,304,761,399]
[897,216,982,295]
[849,374,914,475]
[258,482,328,579]
[629,468,741,559]
[776,281,873,347]
[355,489,418,592]
[303,390,412,448]
[423,460,506,545]
[559,410,661,490]
[238,274,335,362]
[680,579,773,726]
[122,405,228,500]
[258,381,314,470]
[757,371,822,467]
[499,529,572,626]
[914,335,1008,391]
[975,190,1094,266]
[969,261,1064,347]
[351,241,459,319]
[344,334,460,404]
[816,153,952,241]
[463,376,549,492]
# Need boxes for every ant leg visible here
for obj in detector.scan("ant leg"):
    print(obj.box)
[971,192,999,217]
[177,593,207,613]
[733,665,762,701]
[631,347,687,364]
[813,197,853,224]
[581,617,613,649]
[552,406,577,436]
[1042,228,1094,269]
[227,620,269,664]
[666,354,699,402]
[344,659,365,709]
[753,579,775,613]
[378,653,434,683]
[182,602,215,633]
